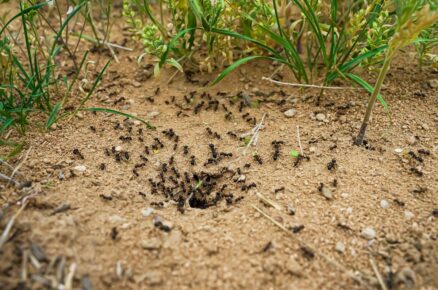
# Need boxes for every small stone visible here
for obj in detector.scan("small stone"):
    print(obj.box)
[404,211,414,220]
[421,123,429,130]
[114,146,122,152]
[346,207,353,215]
[237,175,246,182]
[286,257,302,276]
[380,199,389,209]
[142,208,154,217]
[335,241,345,253]
[132,81,141,88]
[147,111,160,118]
[407,135,417,145]
[394,148,403,153]
[141,238,161,250]
[427,79,438,88]
[361,227,376,240]
[316,113,326,122]
[284,109,297,118]
[73,165,87,173]
[320,185,333,200]
[76,112,84,119]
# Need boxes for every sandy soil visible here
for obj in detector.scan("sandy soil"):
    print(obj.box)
[1,6,438,290]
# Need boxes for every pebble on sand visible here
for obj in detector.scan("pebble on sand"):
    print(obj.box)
[361,227,376,240]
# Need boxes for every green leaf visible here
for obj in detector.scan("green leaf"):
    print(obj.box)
[290,150,300,158]
[45,101,62,129]
[345,73,389,112]
[210,56,284,86]
[166,58,183,72]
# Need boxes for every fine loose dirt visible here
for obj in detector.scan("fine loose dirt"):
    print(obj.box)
[1,9,438,290]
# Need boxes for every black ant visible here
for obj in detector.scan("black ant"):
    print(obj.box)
[145,146,150,155]
[99,163,106,171]
[89,126,96,132]
[274,187,285,193]
[73,148,84,159]
[154,87,160,96]
[190,156,196,165]
[241,182,256,191]
[254,154,263,165]
[418,149,430,155]
[146,96,154,103]
[408,151,423,163]
[111,227,118,240]
[272,140,284,161]
[154,138,164,148]
[244,163,251,169]
[183,145,189,155]
[209,144,218,158]
[227,131,237,139]
[225,112,233,120]
[119,136,132,142]
[292,225,305,233]
[410,167,423,177]
[327,159,337,171]
[100,194,113,201]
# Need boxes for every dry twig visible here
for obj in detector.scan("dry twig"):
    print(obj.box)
[262,77,360,90]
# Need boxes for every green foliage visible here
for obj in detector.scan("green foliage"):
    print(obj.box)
[0,0,151,145]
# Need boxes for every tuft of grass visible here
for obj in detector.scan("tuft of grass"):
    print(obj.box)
[355,2,438,145]
[0,0,152,152]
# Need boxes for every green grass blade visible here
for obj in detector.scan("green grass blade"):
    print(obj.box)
[210,56,284,86]
[80,108,155,129]
[78,60,111,109]
[0,1,47,35]
[327,45,388,82]
[45,101,62,129]
[346,73,389,113]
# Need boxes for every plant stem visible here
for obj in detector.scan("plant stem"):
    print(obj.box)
[355,50,393,145]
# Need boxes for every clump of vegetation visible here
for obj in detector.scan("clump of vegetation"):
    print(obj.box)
[355,2,438,145]
[0,0,150,156]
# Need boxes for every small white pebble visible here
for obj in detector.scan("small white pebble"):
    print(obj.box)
[335,242,345,253]
[73,165,86,173]
[404,211,414,220]
[394,148,403,153]
[380,199,389,209]
[361,227,376,240]
[142,208,154,217]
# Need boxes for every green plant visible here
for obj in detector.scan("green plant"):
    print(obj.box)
[206,0,393,92]
[355,2,438,145]
[0,0,153,148]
